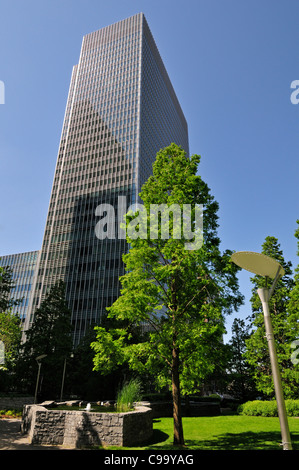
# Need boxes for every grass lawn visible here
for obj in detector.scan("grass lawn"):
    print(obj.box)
[105,415,299,450]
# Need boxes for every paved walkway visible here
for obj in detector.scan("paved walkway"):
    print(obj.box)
[0,418,66,450]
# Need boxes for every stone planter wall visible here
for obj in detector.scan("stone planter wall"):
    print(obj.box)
[22,404,152,448]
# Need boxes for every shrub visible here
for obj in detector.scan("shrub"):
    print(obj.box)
[238,400,277,417]
[286,400,299,417]
[116,378,142,412]
[238,400,299,417]
[0,409,22,418]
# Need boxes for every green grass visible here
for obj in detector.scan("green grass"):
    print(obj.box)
[104,415,299,450]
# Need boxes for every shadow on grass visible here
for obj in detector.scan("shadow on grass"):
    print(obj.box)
[138,420,169,448]
[143,430,299,451]
[186,430,299,451]
[141,420,299,450]
[146,429,170,446]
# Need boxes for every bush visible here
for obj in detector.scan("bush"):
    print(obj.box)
[238,400,299,417]
[238,400,277,417]
[116,378,142,412]
[286,400,299,417]
[0,409,22,418]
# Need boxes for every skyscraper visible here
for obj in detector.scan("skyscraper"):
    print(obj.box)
[25,13,189,345]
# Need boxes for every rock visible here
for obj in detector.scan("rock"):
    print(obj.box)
[65,400,81,406]
[39,400,56,407]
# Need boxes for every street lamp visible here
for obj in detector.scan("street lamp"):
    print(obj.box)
[60,353,74,402]
[231,251,292,450]
[34,354,47,404]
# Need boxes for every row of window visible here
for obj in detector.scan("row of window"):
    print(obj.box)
[11,283,32,293]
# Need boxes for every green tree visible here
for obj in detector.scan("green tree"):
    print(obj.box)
[91,143,243,445]
[227,318,257,401]
[287,221,299,383]
[245,236,299,398]
[0,311,22,369]
[0,264,22,311]
[69,325,126,401]
[0,265,23,391]
[20,280,73,398]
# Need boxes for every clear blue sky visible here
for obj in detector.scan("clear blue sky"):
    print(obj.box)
[0,0,298,340]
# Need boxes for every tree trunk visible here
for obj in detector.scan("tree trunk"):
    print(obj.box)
[172,346,185,446]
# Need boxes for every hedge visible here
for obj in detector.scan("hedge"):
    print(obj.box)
[238,400,299,417]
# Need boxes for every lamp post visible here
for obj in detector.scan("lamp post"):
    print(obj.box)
[34,354,47,404]
[60,353,74,402]
[231,251,292,450]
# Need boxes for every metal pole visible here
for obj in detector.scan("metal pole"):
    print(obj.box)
[34,361,42,404]
[60,358,67,402]
[257,288,292,450]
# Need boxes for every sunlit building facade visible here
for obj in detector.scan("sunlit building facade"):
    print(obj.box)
[25,13,189,345]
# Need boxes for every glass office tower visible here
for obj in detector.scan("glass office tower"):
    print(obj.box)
[0,251,40,321]
[26,13,189,345]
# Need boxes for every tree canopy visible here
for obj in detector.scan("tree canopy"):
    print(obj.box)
[245,236,299,398]
[20,280,73,398]
[91,143,243,445]
[0,265,23,388]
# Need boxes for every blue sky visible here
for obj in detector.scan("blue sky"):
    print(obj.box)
[0,0,298,340]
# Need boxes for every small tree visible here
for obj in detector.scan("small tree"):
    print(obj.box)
[21,280,73,398]
[91,144,243,445]
[0,265,22,312]
[0,311,22,367]
[227,318,257,401]
[0,266,23,391]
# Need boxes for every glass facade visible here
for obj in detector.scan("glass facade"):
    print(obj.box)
[0,251,40,321]
[25,13,189,345]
